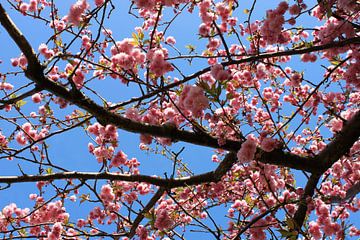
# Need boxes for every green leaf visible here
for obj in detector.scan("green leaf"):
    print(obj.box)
[18,228,27,236]
[131,32,140,46]
[45,104,52,114]
[144,212,153,220]
[197,81,210,92]
[138,31,144,40]
[15,100,27,108]
[55,39,63,48]
[67,59,76,65]
[185,44,196,53]
[46,168,53,174]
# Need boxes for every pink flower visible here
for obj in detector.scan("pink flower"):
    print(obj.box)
[31,93,42,103]
[165,36,176,45]
[136,225,149,240]
[29,0,38,12]
[47,222,63,240]
[0,82,13,91]
[199,23,210,36]
[178,85,209,118]
[94,0,104,7]
[309,221,322,239]
[301,53,317,62]
[210,64,231,82]
[72,69,85,88]
[0,132,8,148]
[19,3,29,14]
[260,138,279,152]
[38,43,48,55]
[16,133,27,145]
[147,48,174,77]
[329,118,343,133]
[10,58,19,67]
[285,72,302,87]
[155,209,174,231]
[349,226,360,236]
[110,150,127,167]
[237,136,257,163]
[68,0,89,26]
[259,1,294,45]
[100,184,115,204]
[289,4,301,15]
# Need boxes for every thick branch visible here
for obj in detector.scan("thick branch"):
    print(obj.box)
[292,111,360,232]
[317,110,360,171]
[293,174,321,231]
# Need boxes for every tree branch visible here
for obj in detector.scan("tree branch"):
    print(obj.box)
[317,110,360,171]
[0,152,237,188]
[127,187,165,238]
[0,87,41,109]
[292,174,321,232]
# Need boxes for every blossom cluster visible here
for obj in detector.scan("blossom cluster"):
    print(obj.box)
[110,38,146,75]
[178,85,209,118]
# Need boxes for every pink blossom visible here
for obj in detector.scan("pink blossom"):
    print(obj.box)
[289,4,301,15]
[136,183,150,195]
[207,38,221,51]
[260,2,290,44]
[100,184,115,204]
[0,132,8,148]
[285,72,302,87]
[29,0,38,12]
[210,64,231,82]
[178,85,209,118]
[349,226,360,236]
[199,23,210,36]
[47,222,63,240]
[260,138,279,152]
[309,221,322,239]
[31,93,42,103]
[147,48,173,77]
[165,36,176,45]
[237,136,257,163]
[38,43,48,55]
[10,58,19,67]
[154,209,174,231]
[19,3,29,14]
[16,133,27,145]
[94,0,104,7]
[136,225,149,240]
[19,55,27,67]
[329,118,343,133]
[68,0,89,26]
[0,82,13,91]
[110,150,127,167]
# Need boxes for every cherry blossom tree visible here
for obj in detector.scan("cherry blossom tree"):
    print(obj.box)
[0,0,359,239]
